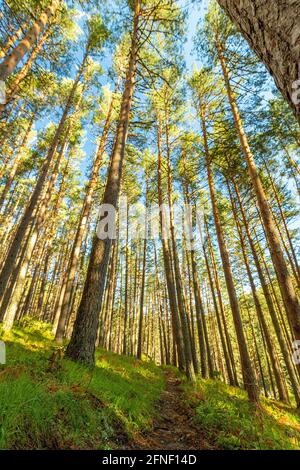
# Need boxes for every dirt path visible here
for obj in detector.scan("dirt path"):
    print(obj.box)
[129,369,212,450]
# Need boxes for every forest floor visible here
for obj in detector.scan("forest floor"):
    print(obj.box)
[130,369,213,450]
[1,320,300,450]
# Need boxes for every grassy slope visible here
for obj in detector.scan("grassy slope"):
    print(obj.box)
[1,321,300,450]
[183,377,300,450]
[0,321,164,449]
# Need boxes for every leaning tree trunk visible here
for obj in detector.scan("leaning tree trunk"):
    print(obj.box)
[227,178,289,403]
[0,113,34,207]
[65,0,141,366]
[218,43,300,346]
[1,134,69,330]
[0,27,51,114]
[217,0,300,124]
[233,178,300,406]
[0,0,59,82]
[0,48,88,306]
[54,94,114,343]
[0,23,27,59]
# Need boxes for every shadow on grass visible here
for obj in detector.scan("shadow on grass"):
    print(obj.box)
[0,323,164,450]
[184,378,300,450]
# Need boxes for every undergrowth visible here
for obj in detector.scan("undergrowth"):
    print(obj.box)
[1,320,300,450]
[0,320,164,449]
[183,377,300,450]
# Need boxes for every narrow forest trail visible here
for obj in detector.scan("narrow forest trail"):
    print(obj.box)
[129,369,212,450]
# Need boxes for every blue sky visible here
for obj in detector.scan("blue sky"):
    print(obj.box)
[182,0,208,71]
[76,0,210,178]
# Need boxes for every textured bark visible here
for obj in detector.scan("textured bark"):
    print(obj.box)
[66,0,141,366]
[55,95,114,343]
[217,0,300,123]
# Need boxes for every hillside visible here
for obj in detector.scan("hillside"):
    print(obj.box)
[0,321,299,450]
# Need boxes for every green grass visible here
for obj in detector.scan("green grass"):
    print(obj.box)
[183,377,300,450]
[0,320,164,450]
[2,320,300,450]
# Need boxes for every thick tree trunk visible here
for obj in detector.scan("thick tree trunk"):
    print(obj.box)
[55,95,114,343]
[217,0,300,124]
[65,0,141,366]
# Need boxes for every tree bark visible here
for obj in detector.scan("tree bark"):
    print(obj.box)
[65,0,141,366]
[55,94,114,343]
[217,0,300,124]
